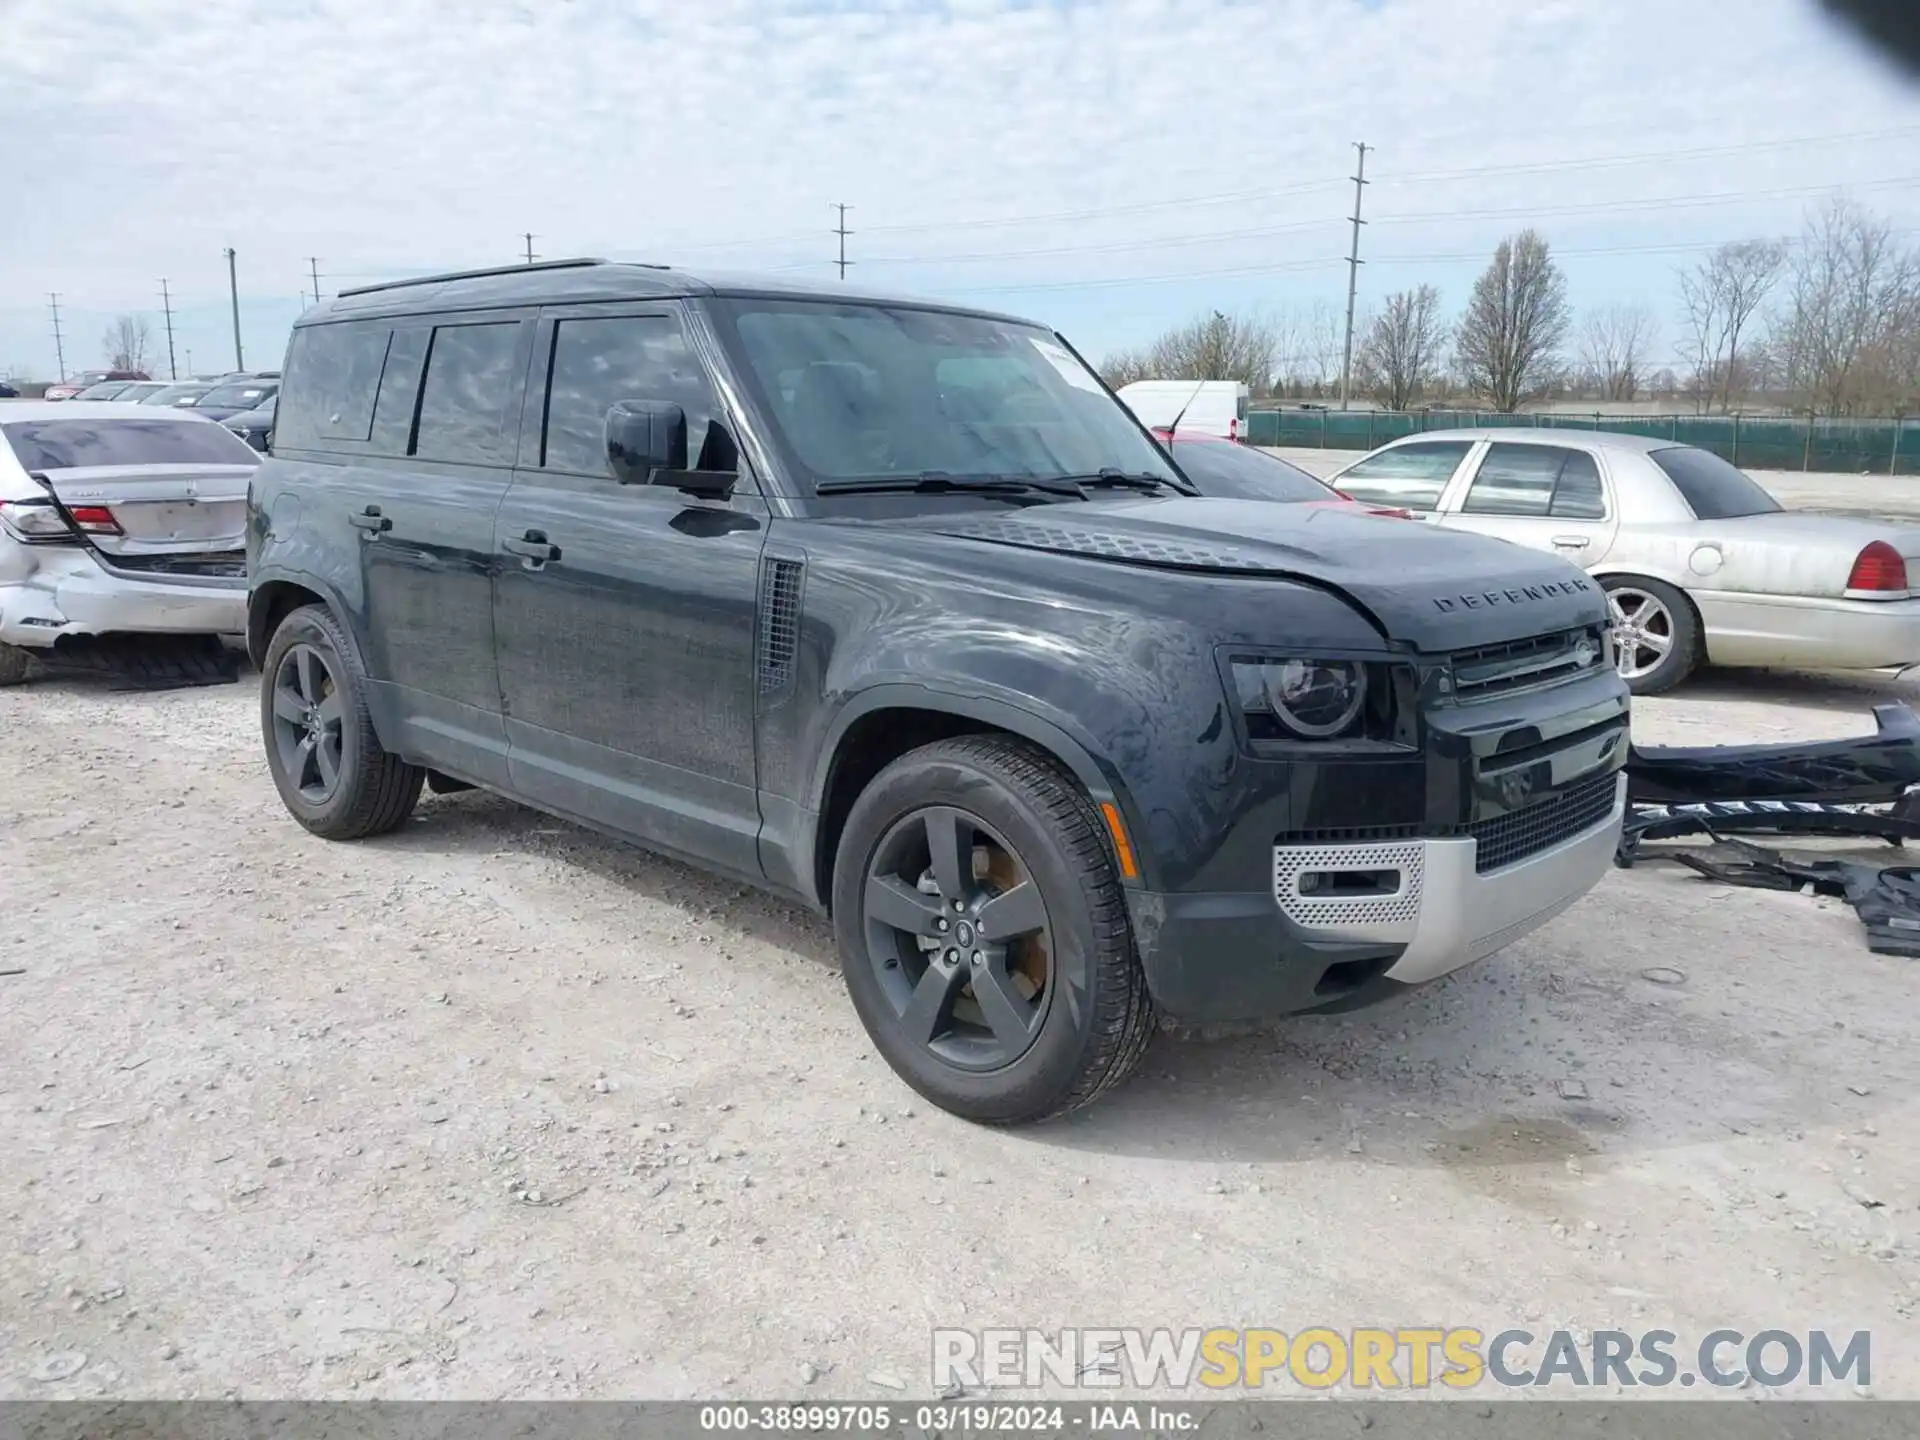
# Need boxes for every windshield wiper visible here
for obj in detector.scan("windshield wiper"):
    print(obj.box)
[814,472,1089,502]
[1053,468,1196,496]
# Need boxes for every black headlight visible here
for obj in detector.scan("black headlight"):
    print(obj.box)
[1228,657,1413,745]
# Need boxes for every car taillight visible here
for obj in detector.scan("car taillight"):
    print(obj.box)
[64,505,123,535]
[1846,540,1909,597]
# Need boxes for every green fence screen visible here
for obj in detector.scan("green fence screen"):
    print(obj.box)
[1244,409,1920,476]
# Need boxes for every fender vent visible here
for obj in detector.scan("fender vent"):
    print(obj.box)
[757,557,804,694]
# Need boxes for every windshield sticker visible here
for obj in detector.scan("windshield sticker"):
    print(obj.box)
[1030,337,1104,393]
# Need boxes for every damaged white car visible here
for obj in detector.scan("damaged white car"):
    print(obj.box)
[0,402,257,685]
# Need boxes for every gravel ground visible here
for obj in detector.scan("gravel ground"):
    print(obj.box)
[3,664,1919,1403]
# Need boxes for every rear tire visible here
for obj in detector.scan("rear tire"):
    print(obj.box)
[261,605,423,840]
[0,642,33,687]
[1603,575,1700,695]
[832,735,1156,1124]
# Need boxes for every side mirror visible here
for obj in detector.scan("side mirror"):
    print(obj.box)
[604,399,737,500]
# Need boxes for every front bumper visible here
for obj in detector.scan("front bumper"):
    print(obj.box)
[1129,774,1625,1021]
[1698,591,1920,670]
[0,547,245,647]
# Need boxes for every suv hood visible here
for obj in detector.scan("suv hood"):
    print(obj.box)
[894,496,1608,651]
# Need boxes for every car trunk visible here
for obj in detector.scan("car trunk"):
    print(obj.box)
[1693,513,1920,598]
[39,462,253,578]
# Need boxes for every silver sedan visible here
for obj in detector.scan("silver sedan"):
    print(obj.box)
[1327,428,1920,694]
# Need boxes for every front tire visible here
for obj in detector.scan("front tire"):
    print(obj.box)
[1603,575,1700,695]
[832,735,1156,1124]
[260,605,423,839]
[0,642,33,687]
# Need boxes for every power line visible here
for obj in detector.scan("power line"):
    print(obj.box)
[1339,142,1370,413]
[832,203,854,280]
[47,294,66,381]
[159,278,178,380]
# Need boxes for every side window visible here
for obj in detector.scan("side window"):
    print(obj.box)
[1336,440,1473,511]
[412,322,524,465]
[276,322,392,450]
[367,328,430,456]
[541,314,731,476]
[1550,450,1607,519]
[1461,444,1566,517]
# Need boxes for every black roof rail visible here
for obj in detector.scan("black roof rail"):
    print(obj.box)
[336,256,614,299]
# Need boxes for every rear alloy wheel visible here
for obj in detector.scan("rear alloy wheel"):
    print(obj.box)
[260,605,423,839]
[833,735,1156,1124]
[0,641,33,687]
[1603,576,1700,695]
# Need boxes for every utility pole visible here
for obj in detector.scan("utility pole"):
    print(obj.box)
[306,257,323,307]
[832,203,853,280]
[1338,141,1370,412]
[47,293,66,381]
[186,347,194,376]
[522,233,538,265]
[224,247,245,371]
[159,279,179,379]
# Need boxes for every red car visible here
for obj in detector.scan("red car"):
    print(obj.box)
[1155,429,1413,517]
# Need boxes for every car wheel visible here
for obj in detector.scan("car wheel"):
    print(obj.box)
[260,604,423,839]
[833,735,1156,1124]
[1603,575,1700,695]
[0,641,34,687]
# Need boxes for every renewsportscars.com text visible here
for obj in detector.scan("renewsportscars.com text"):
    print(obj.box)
[931,1327,1871,1391]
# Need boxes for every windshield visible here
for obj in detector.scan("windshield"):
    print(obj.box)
[1648,446,1783,519]
[2,417,261,470]
[707,298,1177,494]
[75,382,133,400]
[145,384,210,406]
[1171,437,1332,502]
[197,382,276,410]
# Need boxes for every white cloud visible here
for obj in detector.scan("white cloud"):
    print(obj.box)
[3,0,1918,376]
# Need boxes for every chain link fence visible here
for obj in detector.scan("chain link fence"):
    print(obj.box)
[1246,409,1920,475]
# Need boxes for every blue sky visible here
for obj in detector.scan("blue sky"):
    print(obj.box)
[2,0,1917,382]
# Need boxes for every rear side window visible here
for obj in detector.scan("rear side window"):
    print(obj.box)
[278,322,393,447]
[541,315,728,475]
[412,322,524,465]
[1335,440,1473,511]
[1461,444,1608,519]
[1551,451,1606,519]
[1172,438,1330,502]
[1649,446,1782,519]
[2,418,259,470]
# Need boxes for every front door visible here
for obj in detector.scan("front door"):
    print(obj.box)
[493,304,768,879]
[1434,441,1620,569]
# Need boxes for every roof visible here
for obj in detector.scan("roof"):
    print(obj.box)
[0,400,228,424]
[302,257,1035,328]
[1381,427,1683,453]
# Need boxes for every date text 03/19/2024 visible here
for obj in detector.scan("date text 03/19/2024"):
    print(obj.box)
[696,1404,1197,1433]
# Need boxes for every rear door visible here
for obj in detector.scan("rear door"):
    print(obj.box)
[1435,441,1619,567]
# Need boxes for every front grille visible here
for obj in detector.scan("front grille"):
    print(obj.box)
[1467,769,1619,873]
[101,552,245,579]
[1451,627,1603,698]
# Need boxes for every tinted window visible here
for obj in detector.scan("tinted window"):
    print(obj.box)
[197,382,276,410]
[1335,440,1473,511]
[1649,446,1783,519]
[412,323,523,465]
[1172,438,1330,502]
[710,298,1178,493]
[542,315,729,475]
[278,322,392,447]
[1551,450,1607,519]
[1463,444,1564,516]
[2,418,260,470]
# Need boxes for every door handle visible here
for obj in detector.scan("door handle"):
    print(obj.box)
[1550,534,1590,550]
[502,530,561,563]
[349,505,392,534]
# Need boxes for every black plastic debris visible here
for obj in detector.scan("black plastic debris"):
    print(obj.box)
[1617,799,1920,867]
[1626,702,1920,807]
[1662,838,1920,958]
[32,634,242,691]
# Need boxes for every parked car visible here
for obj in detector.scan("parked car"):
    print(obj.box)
[44,369,148,402]
[0,402,260,684]
[222,395,276,452]
[0,382,20,399]
[1117,379,1249,440]
[108,381,170,405]
[73,380,144,401]
[249,259,1627,1123]
[142,382,216,408]
[191,378,278,421]
[1330,429,1920,694]
[1161,429,1413,516]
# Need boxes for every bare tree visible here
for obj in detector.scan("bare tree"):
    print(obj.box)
[1454,230,1570,413]
[1100,310,1284,394]
[1675,240,1786,412]
[1300,301,1346,394]
[1355,286,1448,411]
[1770,196,1920,415]
[1098,347,1154,390]
[102,314,154,373]
[1576,304,1656,402]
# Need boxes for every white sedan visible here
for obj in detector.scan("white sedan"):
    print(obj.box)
[1328,428,1920,694]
